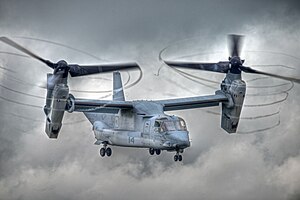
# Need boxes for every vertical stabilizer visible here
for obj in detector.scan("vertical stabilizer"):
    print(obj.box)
[113,71,125,101]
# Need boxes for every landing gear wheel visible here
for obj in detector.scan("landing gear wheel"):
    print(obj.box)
[178,155,182,161]
[100,148,105,157]
[149,148,155,155]
[174,155,179,162]
[155,149,161,155]
[174,148,183,162]
[106,147,112,157]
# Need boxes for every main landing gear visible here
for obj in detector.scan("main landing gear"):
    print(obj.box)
[174,149,183,162]
[99,142,112,157]
[149,148,161,155]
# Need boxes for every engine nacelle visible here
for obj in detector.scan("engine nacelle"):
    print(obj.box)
[221,79,246,133]
[45,84,69,138]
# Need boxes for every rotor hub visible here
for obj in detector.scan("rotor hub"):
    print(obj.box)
[229,57,242,74]
[57,60,68,67]
[54,60,70,76]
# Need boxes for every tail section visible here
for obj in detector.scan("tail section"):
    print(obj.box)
[82,71,125,124]
[113,71,125,101]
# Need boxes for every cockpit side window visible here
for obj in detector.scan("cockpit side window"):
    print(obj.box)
[154,121,160,127]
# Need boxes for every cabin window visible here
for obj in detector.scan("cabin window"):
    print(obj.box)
[115,116,119,128]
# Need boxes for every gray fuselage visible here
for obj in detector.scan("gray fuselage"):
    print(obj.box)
[85,104,190,151]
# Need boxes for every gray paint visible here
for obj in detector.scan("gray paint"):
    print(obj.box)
[113,71,125,101]
[0,0,300,200]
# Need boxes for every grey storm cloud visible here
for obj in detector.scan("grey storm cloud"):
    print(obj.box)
[0,0,300,200]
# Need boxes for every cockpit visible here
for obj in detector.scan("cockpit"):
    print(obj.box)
[154,117,187,133]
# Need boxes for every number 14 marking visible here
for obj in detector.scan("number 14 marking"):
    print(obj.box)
[128,137,134,144]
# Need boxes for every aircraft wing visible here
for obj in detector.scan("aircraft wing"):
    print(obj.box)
[74,99,133,113]
[155,92,228,111]
[73,92,228,112]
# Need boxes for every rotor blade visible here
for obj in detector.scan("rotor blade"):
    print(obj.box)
[0,37,55,69]
[228,34,244,57]
[240,66,300,83]
[68,62,140,77]
[163,60,230,73]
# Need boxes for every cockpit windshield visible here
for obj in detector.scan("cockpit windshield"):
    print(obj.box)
[162,121,177,131]
[155,117,187,132]
[175,118,187,131]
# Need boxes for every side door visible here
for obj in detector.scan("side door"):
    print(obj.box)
[152,121,163,147]
[142,120,151,146]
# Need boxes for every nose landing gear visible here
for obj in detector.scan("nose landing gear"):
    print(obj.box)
[174,149,183,162]
[99,142,112,157]
[174,154,182,162]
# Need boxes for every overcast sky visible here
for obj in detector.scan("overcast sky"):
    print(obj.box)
[0,0,300,200]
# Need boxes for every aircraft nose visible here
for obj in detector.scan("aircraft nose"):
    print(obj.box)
[168,131,190,147]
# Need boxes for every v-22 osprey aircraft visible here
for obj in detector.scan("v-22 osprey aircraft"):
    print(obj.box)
[1,35,299,162]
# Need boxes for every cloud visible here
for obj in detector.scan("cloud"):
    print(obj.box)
[0,0,300,199]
